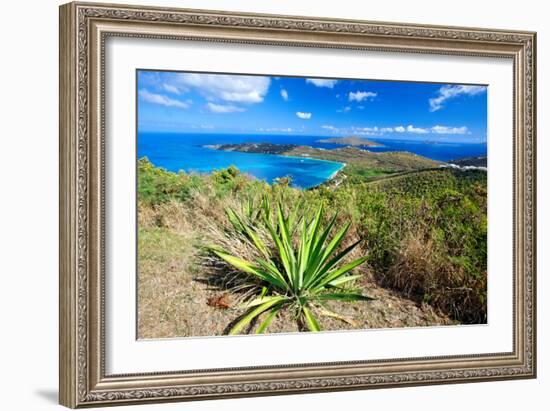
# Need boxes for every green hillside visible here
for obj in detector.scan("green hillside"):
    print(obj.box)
[137,158,487,336]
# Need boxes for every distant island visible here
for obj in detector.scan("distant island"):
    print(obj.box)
[316,136,383,147]
[204,142,297,155]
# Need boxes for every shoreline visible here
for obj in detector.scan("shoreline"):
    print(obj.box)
[304,162,346,190]
[329,163,346,180]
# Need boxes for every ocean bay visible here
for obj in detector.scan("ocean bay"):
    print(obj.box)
[137,132,487,189]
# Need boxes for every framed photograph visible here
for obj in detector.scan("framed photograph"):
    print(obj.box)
[59,2,537,408]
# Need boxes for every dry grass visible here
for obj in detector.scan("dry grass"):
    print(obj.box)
[137,194,455,339]
[382,234,487,323]
[385,234,437,295]
[137,198,240,338]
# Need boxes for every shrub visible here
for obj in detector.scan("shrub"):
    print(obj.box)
[355,169,487,323]
[208,199,373,334]
[138,157,199,204]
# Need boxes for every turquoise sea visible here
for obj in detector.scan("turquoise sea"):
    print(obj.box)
[137,132,487,189]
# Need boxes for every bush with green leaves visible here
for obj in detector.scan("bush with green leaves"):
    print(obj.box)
[138,157,200,204]
[209,198,372,334]
[355,169,487,323]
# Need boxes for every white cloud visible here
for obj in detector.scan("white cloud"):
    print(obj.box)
[323,125,380,136]
[354,127,380,136]
[296,112,312,119]
[337,106,351,113]
[138,72,188,95]
[206,102,245,113]
[429,85,486,112]
[174,73,270,104]
[138,89,191,109]
[431,125,469,135]
[393,126,406,133]
[137,71,162,87]
[161,83,182,94]
[280,89,289,101]
[306,78,338,88]
[348,91,377,102]
[320,124,469,136]
[406,124,429,134]
[259,127,293,133]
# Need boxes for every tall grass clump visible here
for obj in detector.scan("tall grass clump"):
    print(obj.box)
[356,169,487,323]
[208,198,373,334]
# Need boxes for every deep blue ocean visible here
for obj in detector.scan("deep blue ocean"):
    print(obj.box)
[138,132,487,189]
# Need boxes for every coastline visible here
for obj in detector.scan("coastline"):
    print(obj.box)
[329,162,346,180]
[277,154,346,190]
[303,162,346,190]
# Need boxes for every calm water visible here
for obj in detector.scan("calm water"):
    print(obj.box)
[137,133,487,189]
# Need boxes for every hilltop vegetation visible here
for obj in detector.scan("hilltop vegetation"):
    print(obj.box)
[286,146,441,170]
[137,154,487,337]
[357,168,487,323]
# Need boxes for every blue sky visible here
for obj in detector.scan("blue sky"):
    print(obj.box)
[137,70,487,143]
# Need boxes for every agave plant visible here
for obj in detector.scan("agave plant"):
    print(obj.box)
[210,198,372,334]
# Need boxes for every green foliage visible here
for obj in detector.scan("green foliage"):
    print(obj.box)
[212,165,240,183]
[344,166,397,183]
[209,199,372,334]
[354,169,488,323]
[273,175,293,187]
[138,157,199,204]
[138,158,269,205]
[138,159,488,325]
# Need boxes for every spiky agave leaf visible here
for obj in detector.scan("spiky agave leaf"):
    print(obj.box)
[256,305,283,334]
[211,201,372,335]
[301,305,321,331]
[315,293,374,302]
[225,206,271,259]
[327,274,362,288]
[229,297,286,335]
[309,256,369,291]
[209,248,286,289]
[316,305,358,327]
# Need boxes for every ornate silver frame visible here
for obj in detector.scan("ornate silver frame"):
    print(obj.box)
[59,1,536,408]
